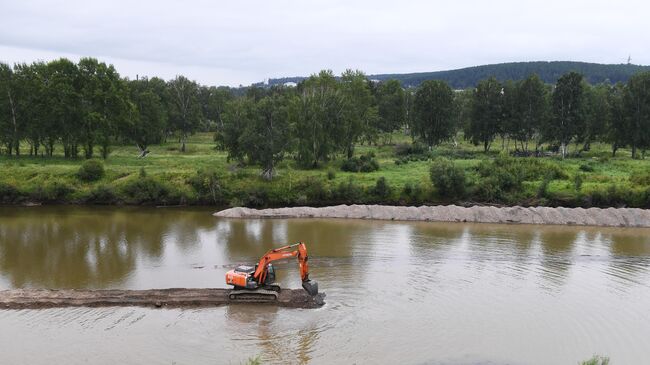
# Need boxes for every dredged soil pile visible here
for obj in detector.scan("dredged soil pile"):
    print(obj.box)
[0,288,325,309]
[215,204,650,228]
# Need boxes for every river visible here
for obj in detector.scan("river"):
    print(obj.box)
[0,206,649,364]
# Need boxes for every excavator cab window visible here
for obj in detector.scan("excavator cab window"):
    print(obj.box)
[266,264,276,284]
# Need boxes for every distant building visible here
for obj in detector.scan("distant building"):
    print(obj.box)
[283,82,297,87]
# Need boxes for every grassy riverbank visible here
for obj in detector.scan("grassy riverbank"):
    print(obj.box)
[1,133,649,208]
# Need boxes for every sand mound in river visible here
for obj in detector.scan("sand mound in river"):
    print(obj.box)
[214,204,650,228]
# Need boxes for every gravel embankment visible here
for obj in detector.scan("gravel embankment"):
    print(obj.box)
[214,204,650,228]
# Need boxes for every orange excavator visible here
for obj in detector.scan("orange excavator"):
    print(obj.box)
[225,242,318,301]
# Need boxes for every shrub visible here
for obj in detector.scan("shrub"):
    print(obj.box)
[478,156,567,182]
[394,142,427,156]
[579,163,595,172]
[371,177,392,199]
[85,184,118,204]
[430,158,466,199]
[0,182,23,203]
[537,174,553,198]
[32,179,75,202]
[341,153,379,173]
[630,171,650,186]
[401,182,425,203]
[473,156,568,202]
[574,174,584,191]
[188,168,223,204]
[244,186,269,207]
[333,177,363,202]
[122,176,170,204]
[326,169,336,180]
[77,159,105,182]
[580,355,609,365]
[296,177,331,203]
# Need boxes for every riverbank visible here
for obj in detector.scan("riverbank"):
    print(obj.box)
[214,204,650,228]
[2,133,650,209]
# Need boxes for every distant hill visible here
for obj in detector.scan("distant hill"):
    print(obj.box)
[260,61,650,89]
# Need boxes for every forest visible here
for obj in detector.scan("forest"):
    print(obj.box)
[264,61,650,89]
[1,57,650,208]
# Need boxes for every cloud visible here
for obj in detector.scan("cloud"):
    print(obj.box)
[0,0,647,86]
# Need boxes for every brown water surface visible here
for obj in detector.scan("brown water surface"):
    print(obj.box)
[1,206,649,364]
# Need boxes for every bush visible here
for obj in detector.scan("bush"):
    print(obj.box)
[333,177,363,202]
[394,142,427,156]
[85,184,119,204]
[430,158,466,199]
[537,174,553,198]
[574,174,584,191]
[473,156,568,202]
[122,176,170,204]
[580,355,609,365]
[296,177,331,203]
[579,163,595,172]
[326,169,336,180]
[630,171,650,186]
[401,182,425,203]
[188,169,223,204]
[341,153,379,173]
[0,182,23,203]
[32,179,75,202]
[244,186,269,207]
[77,159,105,182]
[371,177,392,199]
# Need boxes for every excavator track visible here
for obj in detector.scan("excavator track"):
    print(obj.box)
[228,289,279,302]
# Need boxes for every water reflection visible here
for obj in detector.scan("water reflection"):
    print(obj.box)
[1,207,650,293]
[0,207,214,288]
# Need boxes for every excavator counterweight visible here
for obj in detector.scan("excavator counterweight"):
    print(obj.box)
[225,242,318,301]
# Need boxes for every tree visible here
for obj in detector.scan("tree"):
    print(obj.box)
[466,77,503,152]
[513,74,548,151]
[579,83,610,151]
[452,89,473,142]
[219,97,254,163]
[43,59,81,157]
[13,62,48,156]
[199,86,232,132]
[291,70,345,167]
[623,72,650,158]
[168,75,202,152]
[77,58,130,159]
[412,80,455,148]
[128,77,167,157]
[605,83,627,156]
[549,72,585,158]
[340,70,377,158]
[376,79,406,144]
[0,63,20,155]
[240,95,292,180]
[500,80,518,150]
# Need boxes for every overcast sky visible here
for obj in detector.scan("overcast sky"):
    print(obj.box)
[0,0,648,86]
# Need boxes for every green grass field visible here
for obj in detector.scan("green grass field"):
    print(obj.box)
[1,132,649,208]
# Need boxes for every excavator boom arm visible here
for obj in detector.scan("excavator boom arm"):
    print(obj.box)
[253,242,310,285]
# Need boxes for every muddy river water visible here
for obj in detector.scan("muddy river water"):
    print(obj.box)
[1,206,649,364]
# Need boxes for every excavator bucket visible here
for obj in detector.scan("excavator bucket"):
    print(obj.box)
[302,280,318,296]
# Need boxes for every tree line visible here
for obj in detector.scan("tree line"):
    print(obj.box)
[0,58,233,158]
[1,58,650,177]
[264,61,650,89]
